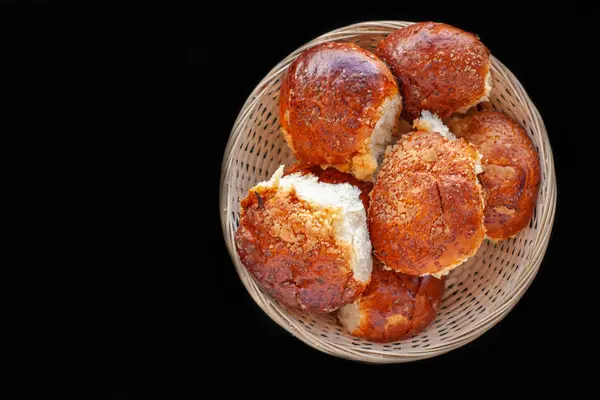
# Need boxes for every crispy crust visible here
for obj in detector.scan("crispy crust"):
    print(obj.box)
[376,22,490,120]
[284,164,374,210]
[347,259,446,342]
[280,42,400,180]
[235,179,367,313]
[369,131,486,276]
[446,111,541,240]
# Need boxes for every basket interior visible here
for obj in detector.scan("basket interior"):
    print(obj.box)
[221,25,554,360]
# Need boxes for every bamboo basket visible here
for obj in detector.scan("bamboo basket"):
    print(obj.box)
[219,21,556,363]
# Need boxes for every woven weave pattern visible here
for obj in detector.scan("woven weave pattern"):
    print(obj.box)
[220,21,556,363]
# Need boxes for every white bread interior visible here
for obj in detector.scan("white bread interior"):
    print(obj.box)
[338,301,361,334]
[350,94,402,181]
[414,110,456,140]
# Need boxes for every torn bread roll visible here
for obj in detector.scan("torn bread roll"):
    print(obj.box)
[376,22,492,120]
[446,111,541,241]
[338,258,446,342]
[369,122,486,277]
[235,166,372,313]
[280,42,402,181]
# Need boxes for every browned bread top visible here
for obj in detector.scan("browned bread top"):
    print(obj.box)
[339,258,445,342]
[376,22,490,120]
[369,130,485,276]
[280,42,400,179]
[447,111,541,240]
[235,170,369,313]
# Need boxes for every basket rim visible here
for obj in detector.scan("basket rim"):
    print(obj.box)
[219,20,557,363]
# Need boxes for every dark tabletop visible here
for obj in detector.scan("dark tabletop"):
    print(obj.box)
[6,5,596,398]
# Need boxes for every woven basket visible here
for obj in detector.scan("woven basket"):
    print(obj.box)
[220,21,556,363]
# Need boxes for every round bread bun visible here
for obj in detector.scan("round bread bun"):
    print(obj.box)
[284,163,374,210]
[369,129,486,277]
[338,258,446,342]
[280,42,402,181]
[235,166,373,313]
[446,111,541,241]
[376,22,491,120]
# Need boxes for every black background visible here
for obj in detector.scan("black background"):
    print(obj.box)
[6,3,598,398]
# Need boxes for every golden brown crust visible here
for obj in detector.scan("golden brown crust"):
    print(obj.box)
[283,163,373,210]
[350,259,446,342]
[376,22,490,120]
[446,111,541,240]
[235,180,367,313]
[369,131,485,276]
[280,42,400,179]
